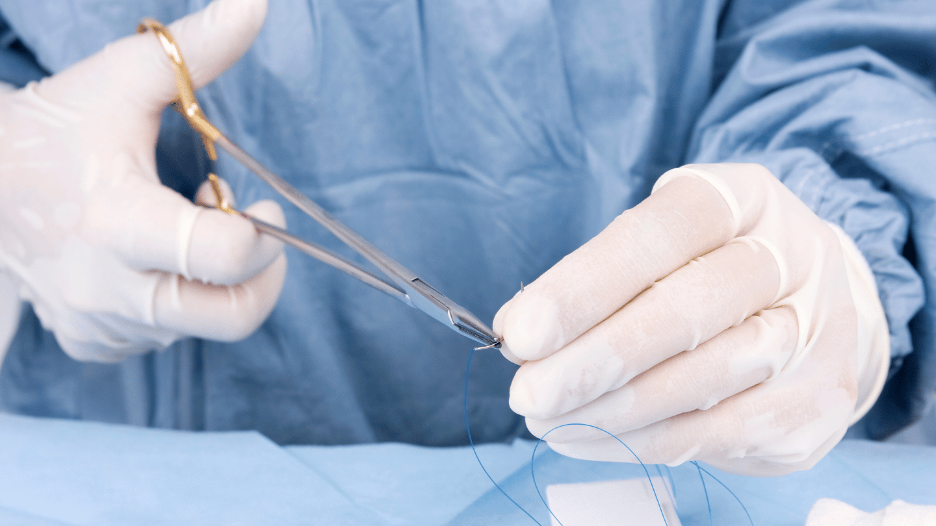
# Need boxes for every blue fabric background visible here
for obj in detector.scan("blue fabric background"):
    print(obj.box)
[0,0,933,445]
[0,414,933,525]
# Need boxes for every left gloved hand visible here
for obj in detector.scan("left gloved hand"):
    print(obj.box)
[494,163,889,476]
[0,0,285,362]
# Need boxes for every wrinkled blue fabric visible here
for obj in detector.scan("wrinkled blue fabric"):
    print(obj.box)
[0,414,393,525]
[446,437,936,525]
[0,0,932,444]
[0,413,934,525]
[0,18,45,87]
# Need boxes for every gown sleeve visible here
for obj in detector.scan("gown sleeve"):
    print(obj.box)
[687,0,936,438]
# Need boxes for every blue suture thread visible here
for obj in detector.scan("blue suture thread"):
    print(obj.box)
[693,462,754,526]
[463,348,542,525]
[464,348,671,525]
[694,462,713,526]
[531,424,669,526]
[464,347,748,526]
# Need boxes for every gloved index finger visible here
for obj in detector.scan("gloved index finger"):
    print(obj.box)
[498,174,736,362]
[39,0,269,116]
[85,177,285,285]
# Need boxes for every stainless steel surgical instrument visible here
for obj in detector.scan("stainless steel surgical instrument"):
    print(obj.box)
[139,19,501,350]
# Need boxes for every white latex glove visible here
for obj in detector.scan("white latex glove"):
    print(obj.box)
[494,164,890,476]
[806,499,936,526]
[0,0,287,362]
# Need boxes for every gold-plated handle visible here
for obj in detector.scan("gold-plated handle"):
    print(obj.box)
[206,173,236,215]
[138,18,222,161]
[139,18,237,216]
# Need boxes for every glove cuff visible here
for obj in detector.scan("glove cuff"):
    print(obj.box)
[826,222,890,423]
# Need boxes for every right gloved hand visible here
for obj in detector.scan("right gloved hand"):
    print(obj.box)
[493,163,889,476]
[0,0,286,362]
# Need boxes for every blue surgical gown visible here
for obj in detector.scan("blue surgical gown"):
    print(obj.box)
[0,0,933,446]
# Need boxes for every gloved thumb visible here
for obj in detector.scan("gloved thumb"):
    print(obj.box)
[39,0,268,114]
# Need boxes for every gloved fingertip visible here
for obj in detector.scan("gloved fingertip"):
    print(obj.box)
[493,294,526,364]
[243,198,286,230]
[196,0,269,55]
[243,199,287,264]
[211,251,287,341]
[508,370,558,419]
[213,0,269,26]
[156,0,269,97]
[195,176,237,209]
[499,343,525,365]
[492,289,522,334]
[188,0,268,45]
[502,294,564,361]
[508,374,536,416]
[200,0,269,48]
[188,204,283,285]
[492,299,510,337]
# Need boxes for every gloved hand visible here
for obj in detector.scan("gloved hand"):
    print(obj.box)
[494,163,890,476]
[0,0,286,362]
